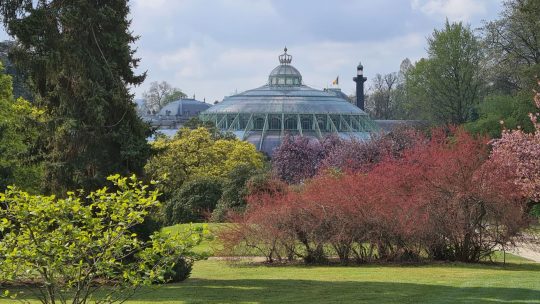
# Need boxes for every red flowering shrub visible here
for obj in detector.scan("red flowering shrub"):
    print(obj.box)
[222,128,529,264]
[404,128,527,261]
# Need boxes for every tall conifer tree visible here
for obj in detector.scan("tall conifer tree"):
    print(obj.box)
[0,0,150,194]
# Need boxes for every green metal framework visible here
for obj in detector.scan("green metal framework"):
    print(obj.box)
[200,112,379,141]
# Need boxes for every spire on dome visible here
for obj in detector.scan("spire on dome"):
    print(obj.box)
[278,47,292,65]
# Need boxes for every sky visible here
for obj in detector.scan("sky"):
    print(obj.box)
[1,0,505,103]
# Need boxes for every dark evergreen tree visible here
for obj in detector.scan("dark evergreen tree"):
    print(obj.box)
[0,0,150,194]
[0,40,31,100]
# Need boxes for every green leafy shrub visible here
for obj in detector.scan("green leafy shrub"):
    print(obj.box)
[465,94,536,138]
[164,176,223,224]
[0,174,207,304]
[211,164,266,222]
[164,257,194,283]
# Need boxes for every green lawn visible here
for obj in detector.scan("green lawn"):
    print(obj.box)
[3,253,539,304]
[3,224,539,303]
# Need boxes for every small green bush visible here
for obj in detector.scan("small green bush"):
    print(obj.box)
[164,257,194,283]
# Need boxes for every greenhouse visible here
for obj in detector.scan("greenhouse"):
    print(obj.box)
[200,48,378,154]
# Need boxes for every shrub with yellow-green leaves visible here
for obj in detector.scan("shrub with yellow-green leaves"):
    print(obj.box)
[0,175,207,304]
[0,62,44,193]
[145,128,265,223]
[145,127,264,192]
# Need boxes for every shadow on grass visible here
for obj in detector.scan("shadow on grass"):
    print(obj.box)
[129,279,540,304]
[5,262,539,303]
[6,276,540,304]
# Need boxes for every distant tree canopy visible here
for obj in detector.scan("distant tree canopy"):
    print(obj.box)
[0,0,151,194]
[483,0,540,93]
[143,81,187,113]
[366,0,539,136]
[405,21,484,124]
[366,73,398,119]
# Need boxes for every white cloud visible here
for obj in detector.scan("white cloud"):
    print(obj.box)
[411,0,488,21]
[132,33,427,103]
[126,0,501,102]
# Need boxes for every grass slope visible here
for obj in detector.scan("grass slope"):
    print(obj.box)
[162,223,228,255]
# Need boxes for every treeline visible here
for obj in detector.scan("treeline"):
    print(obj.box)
[365,0,539,138]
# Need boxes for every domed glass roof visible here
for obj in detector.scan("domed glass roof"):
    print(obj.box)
[206,84,362,114]
[268,59,302,86]
[158,98,210,116]
[200,48,378,155]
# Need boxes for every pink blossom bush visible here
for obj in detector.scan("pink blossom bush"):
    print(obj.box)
[489,80,540,213]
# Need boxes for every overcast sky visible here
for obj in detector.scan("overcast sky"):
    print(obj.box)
[1,0,504,103]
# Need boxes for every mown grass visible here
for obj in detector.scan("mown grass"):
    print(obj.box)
[3,224,539,303]
[3,254,539,304]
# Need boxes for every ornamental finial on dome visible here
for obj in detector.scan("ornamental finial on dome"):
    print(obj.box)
[279,47,292,65]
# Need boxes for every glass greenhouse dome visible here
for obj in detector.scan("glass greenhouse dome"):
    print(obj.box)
[200,48,378,154]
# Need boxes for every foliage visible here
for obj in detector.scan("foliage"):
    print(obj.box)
[223,128,528,264]
[406,21,484,124]
[0,175,207,304]
[0,0,151,195]
[489,80,540,215]
[162,257,193,283]
[0,41,31,100]
[163,176,223,225]
[181,117,236,141]
[210,164,263,220]
[272,130,423,184]
[482,0,540,93]
[363,58,416,120]
[465,94,536,138]
[142,81,186,113]
[321,128,423,173]
[391,58,416,119]
[130,214,161,242]
[0,62,43,193]
[147,127,264,225]
[366,72,398,119]
[162,223,226,256]
[404,129,527,261]
[246,172,288,202]
[145,127,264,195]
[271,135,330,184]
